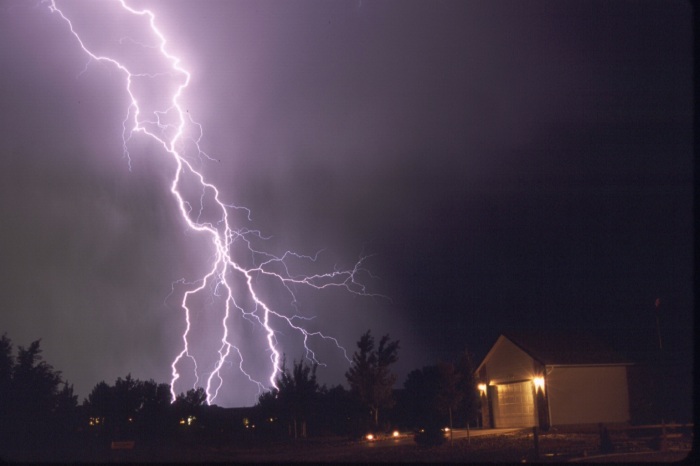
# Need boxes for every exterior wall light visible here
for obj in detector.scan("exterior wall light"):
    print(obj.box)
[478,383,488,395]
[532,376,545,393]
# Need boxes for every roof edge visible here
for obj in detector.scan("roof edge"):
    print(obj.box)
[501,333,546,365]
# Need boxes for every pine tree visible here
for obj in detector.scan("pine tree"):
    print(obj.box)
[345,330,399,429]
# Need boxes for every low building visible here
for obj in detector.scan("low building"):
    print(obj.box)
[476,332,632,430]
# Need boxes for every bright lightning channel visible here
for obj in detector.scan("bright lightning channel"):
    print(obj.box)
[48,0,380,405]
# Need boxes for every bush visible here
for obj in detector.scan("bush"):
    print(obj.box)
[414,426,446,446]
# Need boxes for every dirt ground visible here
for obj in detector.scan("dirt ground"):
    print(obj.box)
[2,428,693,462]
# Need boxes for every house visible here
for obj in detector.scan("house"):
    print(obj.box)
[475,332,632,430]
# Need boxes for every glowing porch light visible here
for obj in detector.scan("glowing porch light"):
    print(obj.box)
[533,376,545,392]
[478,383,487,395]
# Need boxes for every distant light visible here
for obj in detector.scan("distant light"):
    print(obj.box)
[533,376,545,392]
[365,433,374,441]
[442,427,450,432]
[392,430,400,437]
[88,416,102,426]
[478,383,488,395]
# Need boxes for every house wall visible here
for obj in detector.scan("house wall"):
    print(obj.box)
[546,365,630,426]
[484,337,537,383]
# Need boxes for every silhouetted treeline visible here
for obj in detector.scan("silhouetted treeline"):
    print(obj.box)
[83,374,207,442]
[0,334,78,455]
[250,331,481,444]
[254,364,356,439]
[2,329,686,461]
[0,330,481,460]
[252,330,404,439]
[0,334,240,460]
[399,350,480,430]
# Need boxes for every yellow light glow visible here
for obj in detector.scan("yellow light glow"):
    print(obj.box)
[533,376,545,392]
[478,383,487,395]
[393,430,400,437]
[365,433,374,441]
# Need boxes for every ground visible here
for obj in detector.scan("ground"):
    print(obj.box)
[1,427,693,462]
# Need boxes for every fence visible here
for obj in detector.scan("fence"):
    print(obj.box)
[606,422,693,452]
[527,422,693,460]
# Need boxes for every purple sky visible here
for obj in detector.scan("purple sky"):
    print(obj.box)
[0,0,693,408]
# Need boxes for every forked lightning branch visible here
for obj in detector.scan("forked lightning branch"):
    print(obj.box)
[48,0,377,405]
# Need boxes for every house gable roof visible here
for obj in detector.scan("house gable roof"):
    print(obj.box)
[476,331,632,375]
[503,331,631,366]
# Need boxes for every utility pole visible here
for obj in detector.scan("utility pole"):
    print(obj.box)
[449,407,453,446]
[655,297,666,442]
[654,298,663,350]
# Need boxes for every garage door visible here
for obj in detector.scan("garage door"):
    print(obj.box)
[492,381,536,428]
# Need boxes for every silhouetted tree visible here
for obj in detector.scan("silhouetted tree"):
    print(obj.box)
[0,334,12,386]
[0,333,14,453]
[345,330,400,429]
[314,384,355,436]
[0,334,13,435]
[14,340,63,420]
[256,389,279,417]
[435,361,461,433]
[53,381,79,429]
[85,380,112,422]
[403,365,441,428]
[139,379,173,439]
[454,349,479,427]
[176,386,207,408]
[85,374,146,439]
[403,364,450,446]
[85,376,210,443]
[256,357,320,439]
[0,335,78,455]
[173,387,207,427]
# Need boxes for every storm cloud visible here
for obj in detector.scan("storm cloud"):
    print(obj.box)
[0,0,692,407]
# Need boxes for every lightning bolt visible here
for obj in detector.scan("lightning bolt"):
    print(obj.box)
[48,0,380,404]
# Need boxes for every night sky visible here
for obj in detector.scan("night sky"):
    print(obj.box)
[0,0,693,408]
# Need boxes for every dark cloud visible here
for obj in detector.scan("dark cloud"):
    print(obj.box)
[0,0,692,407]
